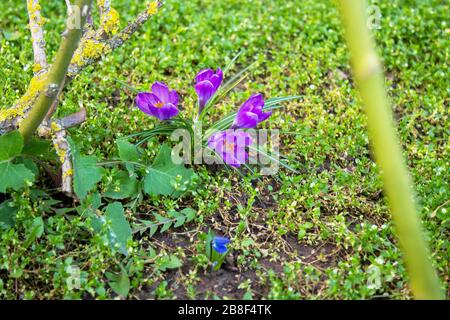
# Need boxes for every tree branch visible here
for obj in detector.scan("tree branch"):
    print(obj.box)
[19,0,91,142]
[68,1,162,76]
[338,0,444,300]
[27,0,48,73]
[37,109,87,196]
[1,1,162,135]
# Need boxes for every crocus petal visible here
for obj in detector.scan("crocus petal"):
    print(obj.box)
[135,92,154,114]
[234,147,249,165]
[169,90,179,106]
[245,93,265,108]
[208,130,252,167]
[209,68,223,90]
[258,110,272,122]
[195,69,214,83]
[157,103,179,120]
[235,131,253,147]
[233,111,259,129]
[232,93,270,129]
[152,81,170,103]
[195,80,215,110]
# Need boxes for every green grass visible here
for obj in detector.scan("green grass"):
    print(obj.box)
[0,0,448,299]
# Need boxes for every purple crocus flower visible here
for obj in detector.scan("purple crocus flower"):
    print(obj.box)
[135,82,179,121]
[232,93,272,129]
[195,68,223,112]
[208,129,253,167]
[212,236,230,254]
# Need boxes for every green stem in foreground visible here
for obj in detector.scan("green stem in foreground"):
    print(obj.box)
[19,0,91,142]
[337,0,444,299]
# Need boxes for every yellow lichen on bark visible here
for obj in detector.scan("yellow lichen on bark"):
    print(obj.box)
[71,39,111,66]
[33,63,43,73]
[0,72,47,122]
[26,0,41,17]
[102,8,120,35]
[63,168,73,178]
[147,1,159,15]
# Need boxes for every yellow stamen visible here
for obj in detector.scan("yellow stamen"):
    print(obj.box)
[224,141,234,152]
[155,102,164,108]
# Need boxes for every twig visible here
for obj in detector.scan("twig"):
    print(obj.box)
[27,0,48,73]
[68,1,162,76]
[53,128,74,196]
[37,109,87,196]
[97,0,111,17]
[108,1,162,50]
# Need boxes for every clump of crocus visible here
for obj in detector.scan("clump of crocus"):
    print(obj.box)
[232,93,272,129]
[133,57,297,171]
[135,81,179,120]
[195,68,223,112]
[206,230,231,271]
[208,130,253,167]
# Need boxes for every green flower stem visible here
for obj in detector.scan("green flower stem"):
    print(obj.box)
[19,0,91,142]
[337,0,444,299]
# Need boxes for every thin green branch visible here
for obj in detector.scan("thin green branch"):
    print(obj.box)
[337,0,444,299]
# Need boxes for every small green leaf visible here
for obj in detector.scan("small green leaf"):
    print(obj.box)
[117,138,139,174]
[0,131,23,160]
[0,200,17,229]
[2,30,20,41]
[21,157,39,176]
[117,138,139,162]
[174,217,186,228]
[69,137,104,200]
[106,267,130,298]
[0,131,35,193]
[160,221,173,233]
[105,202,132,255]
[149,225,158,237]
[181,208,196,222]
[156,255,183,271]
[24,217,44,247]
[0,162,35,193]
[22,138,52,157]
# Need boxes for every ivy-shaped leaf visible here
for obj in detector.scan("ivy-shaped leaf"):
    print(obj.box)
[144,144,194,198]
[0,131,35,193]
[69,137,104,200]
